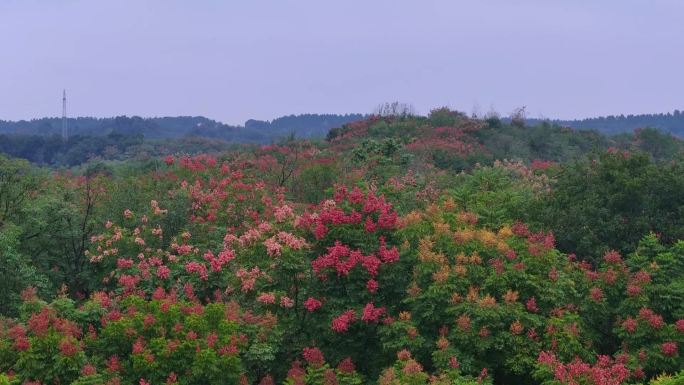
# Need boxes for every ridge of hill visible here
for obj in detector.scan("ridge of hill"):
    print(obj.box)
[2,108,683,168]
[2,110,684,142]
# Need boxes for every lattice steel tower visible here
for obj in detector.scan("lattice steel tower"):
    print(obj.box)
[62,89,68,142]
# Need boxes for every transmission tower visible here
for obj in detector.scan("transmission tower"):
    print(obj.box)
[62,89,68,142]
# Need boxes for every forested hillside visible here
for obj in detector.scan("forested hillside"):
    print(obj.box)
[1,108,684,385]
[4,109,684,168]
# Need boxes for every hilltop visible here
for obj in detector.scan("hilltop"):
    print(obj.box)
[327,108,683,170]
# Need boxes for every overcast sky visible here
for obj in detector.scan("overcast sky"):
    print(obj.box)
[1,0,682,125]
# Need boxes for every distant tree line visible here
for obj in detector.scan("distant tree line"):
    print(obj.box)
[245,113,365,138]
[527,109,684,136]
[0,114,365,142]
[0,132,144,166]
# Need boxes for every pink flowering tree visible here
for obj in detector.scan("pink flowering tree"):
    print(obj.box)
[376,349,493,385]
[607,235,684,377]
[0,292,246,385]
[291,186,408,376]
[534,351,633,385]
[282,347,363,385]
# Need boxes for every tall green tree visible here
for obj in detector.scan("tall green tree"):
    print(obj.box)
[533,151,684,262]
[0,224,48,316]
[0,155,38,227]
[20,174,109,297]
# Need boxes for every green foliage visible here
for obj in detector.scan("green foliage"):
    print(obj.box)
[18,174,109,296]
[632,128,683,161]
[650,370,684,385]
[447,161,549,228]
[0,373,12,385]
[428,107,463,127]
[532,151,684,261]
[0,225,48,316]
[474,121,609,163]
[69,374,107,385]
[351,138,404,165]
[0,155,39,226]
[289,162,338,204]
[14,332,86,385]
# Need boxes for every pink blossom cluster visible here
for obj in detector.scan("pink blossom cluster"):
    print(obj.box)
[303,297,322,312]
[304,187,398,239]
[235,267,262,292]
[332,310,357,333]
[185,261,209,281]
[312,241,395,279]
[638,307,664,329]
[302,347,325,367]
[257,292,276,304]
[263,231,307,257]
[361,303,385,323]
[274,205,294,222]
[537,351,631,385]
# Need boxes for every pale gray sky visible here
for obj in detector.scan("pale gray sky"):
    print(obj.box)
[1,0,682,125]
